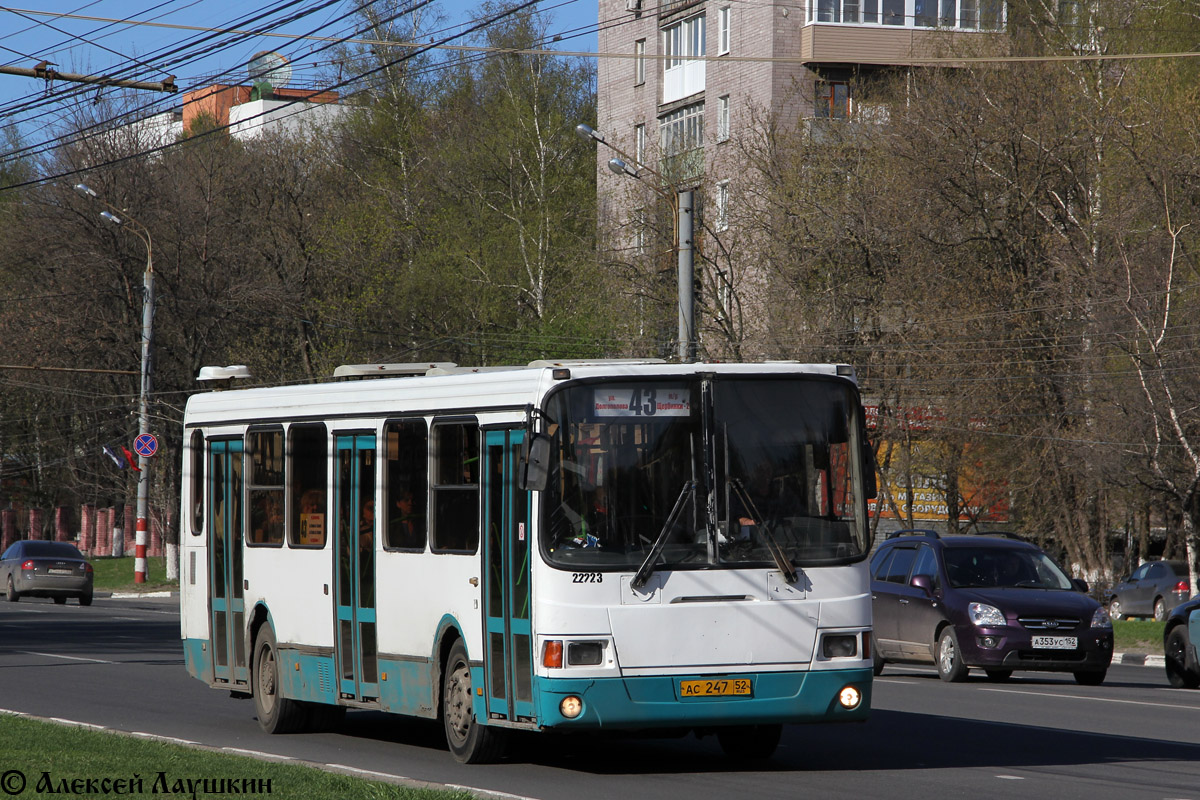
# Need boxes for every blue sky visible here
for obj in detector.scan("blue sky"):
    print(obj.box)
[0,0,599,144]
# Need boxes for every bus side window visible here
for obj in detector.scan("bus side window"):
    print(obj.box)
[385,420,428,550]
[190,430,204,536]
[289,424,328,548]
[430,421,479,553]
[248,428,285,546]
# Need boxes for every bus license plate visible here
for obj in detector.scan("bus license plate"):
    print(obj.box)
[680,679,752,697]
[1031,636,1077,649]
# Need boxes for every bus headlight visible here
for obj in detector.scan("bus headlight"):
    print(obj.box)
[822,634,859,658]
[560,696,583,718]
[838,685,862,710]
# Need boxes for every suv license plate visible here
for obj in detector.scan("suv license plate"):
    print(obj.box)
[680,679,752,697]
[1031,636,1077,649]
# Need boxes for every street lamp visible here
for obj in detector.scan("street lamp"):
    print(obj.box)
[74,183,156,584]
[576,123,696,362]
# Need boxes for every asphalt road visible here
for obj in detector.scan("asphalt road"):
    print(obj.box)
[1,595,1197,800]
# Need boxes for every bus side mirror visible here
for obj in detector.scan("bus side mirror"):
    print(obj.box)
[862,443,878,500]
[520,434,551,492]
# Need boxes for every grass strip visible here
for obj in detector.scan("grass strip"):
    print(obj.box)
[0,713,473,800]
[91,556,177,593]
[1112,619,1164,654]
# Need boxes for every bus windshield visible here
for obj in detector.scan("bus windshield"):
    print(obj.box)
[541,376,869,571]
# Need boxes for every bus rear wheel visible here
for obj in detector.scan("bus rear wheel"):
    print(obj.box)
[253,626,307,734]
[442,640,505,763]
[717,724,782,760]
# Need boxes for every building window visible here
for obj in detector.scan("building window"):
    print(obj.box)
[715,180,729,232]
[815,81,850,119]
[634,38,646,85]
[717,95,730,142]
[634,207,647,256]
[635,123,646,164]
[662,14,706,104]
[660,102,704,155]
[660,102,705,180]
[807,0,1004,28]
[915,0,935,26]
[718,6,731,54]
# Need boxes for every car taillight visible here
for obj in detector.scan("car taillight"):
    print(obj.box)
[85,563,93,574]
[20,560,34,571]
[1174,580,1189,593]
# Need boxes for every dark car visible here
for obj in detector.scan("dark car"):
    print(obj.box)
[1,540,94,605]
[1164,594,1200,689]
[1106,560,1190,622]
[870,530,1113,685]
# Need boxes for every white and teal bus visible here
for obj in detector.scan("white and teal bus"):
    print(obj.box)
[180,359,876,762]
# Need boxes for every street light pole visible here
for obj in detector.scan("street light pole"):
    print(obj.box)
[75,183,156,584]
[576,123,696,362]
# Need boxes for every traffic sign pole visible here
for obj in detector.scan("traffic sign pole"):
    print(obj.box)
[132,433,158,584]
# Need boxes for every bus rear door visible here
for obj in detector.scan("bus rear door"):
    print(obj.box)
[334,433,378,703]
[482,429,535,723]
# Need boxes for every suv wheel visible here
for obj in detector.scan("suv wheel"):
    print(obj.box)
[1165,627,1200,689]
[936,628,968,683]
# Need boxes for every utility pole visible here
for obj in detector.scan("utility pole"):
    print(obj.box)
[75,184,158,583]
[576,123,697,362]
[0,62,176,93]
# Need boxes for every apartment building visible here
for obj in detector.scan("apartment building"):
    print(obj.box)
[595,0,1002,355]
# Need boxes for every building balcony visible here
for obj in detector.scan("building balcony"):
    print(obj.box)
[800,21,1003,65]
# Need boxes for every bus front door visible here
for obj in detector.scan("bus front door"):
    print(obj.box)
[208,439,248,687]
[334,434,378,702]
[482,429,535,723]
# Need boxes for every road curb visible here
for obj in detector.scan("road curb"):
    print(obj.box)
[1112,652,1165,668]
[110,591,176,599]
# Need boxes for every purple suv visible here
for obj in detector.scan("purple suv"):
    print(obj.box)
[870,531,1114,685]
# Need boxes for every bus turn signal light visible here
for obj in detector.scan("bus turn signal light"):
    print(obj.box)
[543,640,563,668]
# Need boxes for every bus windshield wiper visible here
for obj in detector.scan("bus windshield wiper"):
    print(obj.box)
[632,480,696,590]
[730,478,798,584]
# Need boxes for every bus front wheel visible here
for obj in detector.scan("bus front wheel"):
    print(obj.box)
[442,640,505,763]
[253,626,307,734]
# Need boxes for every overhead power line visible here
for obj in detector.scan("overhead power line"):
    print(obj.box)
[6,6,1200,65]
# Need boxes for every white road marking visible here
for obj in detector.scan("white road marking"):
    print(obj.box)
[995,775,1025,780]
[19,650,117,664]
[48,717,106,730]
[980,686,1200,712]
[327,764,409,780]
[445,783,545,800]
[221,747,293,761]
[130,731,199,745]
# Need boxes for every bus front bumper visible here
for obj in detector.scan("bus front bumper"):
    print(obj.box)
[534,668,872,730]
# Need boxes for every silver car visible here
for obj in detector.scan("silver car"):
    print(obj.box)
[1107,560,1190,622]
[2,540,94,605]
